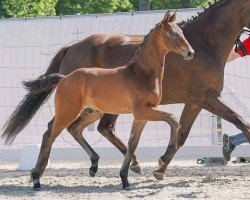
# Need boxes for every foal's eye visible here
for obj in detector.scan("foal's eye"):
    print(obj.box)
[169,30,176,36]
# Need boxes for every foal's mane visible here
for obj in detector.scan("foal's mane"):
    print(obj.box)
[180,0,229,27]
[128,21,162,65]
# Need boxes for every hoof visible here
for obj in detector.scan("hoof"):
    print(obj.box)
[153,171,164,181]
[123,186,131,190]
[89,169,96,177]
[158,158,164,167]
[130,165,143,175]
[33,187,41,191]
[33,182,41,191]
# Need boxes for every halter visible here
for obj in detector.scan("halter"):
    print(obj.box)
[235,29,250,56]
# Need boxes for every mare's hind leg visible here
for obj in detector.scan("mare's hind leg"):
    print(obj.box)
[67,109,104,177]
[157,104,201,177]
[202,93,250,141]
[98,114,142,175]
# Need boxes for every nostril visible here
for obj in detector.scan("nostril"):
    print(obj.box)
[187,51,193,57]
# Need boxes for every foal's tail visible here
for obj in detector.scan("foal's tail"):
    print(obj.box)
[1,47,68,145]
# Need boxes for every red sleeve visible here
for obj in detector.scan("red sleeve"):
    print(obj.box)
[236,36,250,57]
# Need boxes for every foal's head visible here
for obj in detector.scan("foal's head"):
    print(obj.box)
[159,11,194,60]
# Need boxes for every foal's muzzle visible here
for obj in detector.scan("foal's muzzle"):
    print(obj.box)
[183,50,195,60]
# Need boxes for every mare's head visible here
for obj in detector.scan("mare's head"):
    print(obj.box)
[159,11,194,60]
[240,0,250,29]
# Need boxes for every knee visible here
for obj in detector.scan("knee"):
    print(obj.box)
[167,115,178,129]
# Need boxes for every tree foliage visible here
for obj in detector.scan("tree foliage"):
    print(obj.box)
[0,0,211,18]
[55,0,133,15]
[3,0,58,17]
[151,0,210,10]
[0,0,9,18]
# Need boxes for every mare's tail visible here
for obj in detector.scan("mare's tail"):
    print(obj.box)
[1,47,68,144]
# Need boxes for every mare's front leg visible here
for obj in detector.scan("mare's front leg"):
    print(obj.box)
[120,120,147,190]
[98,114,142,174]
[201,92,250,141]
[158,104,201,175]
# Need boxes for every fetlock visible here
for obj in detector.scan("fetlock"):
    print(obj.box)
[30,168,40,183]
[89,154,99,175]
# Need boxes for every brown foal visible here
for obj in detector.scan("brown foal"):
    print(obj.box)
[21,12,194,190]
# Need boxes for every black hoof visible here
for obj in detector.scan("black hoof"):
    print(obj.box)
[123,185,131,190]
[33,182,41,191]
[89,169,96,177]
[122,180,131,190]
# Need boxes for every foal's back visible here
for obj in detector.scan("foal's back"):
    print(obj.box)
[56,67,141,114]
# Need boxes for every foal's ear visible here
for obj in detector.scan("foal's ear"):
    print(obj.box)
[163,10,171,23]
[169,11,177,22]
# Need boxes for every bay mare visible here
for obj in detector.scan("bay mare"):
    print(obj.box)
[2,0,250,184]
[4,12,194,190]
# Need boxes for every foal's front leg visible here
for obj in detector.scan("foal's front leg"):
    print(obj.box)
[134,107,179,180]
[120,120,147,190]
[120,107,179,189]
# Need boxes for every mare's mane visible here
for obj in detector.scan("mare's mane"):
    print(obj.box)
[180,0,229,27]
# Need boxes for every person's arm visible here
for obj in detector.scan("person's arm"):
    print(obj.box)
[227,36,250,62]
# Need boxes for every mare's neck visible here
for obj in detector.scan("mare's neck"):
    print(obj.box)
[128,28,168,81]
[185,0,244,66]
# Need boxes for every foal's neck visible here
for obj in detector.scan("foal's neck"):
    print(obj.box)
[128,28,168,81]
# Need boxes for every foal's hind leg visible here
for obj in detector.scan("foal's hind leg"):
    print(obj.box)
[67,109,104,177]
[98,114,142,175]
[31,89,84,190]
[30,118,54,189]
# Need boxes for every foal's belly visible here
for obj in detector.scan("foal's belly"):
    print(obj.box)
[86,92,133,114]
